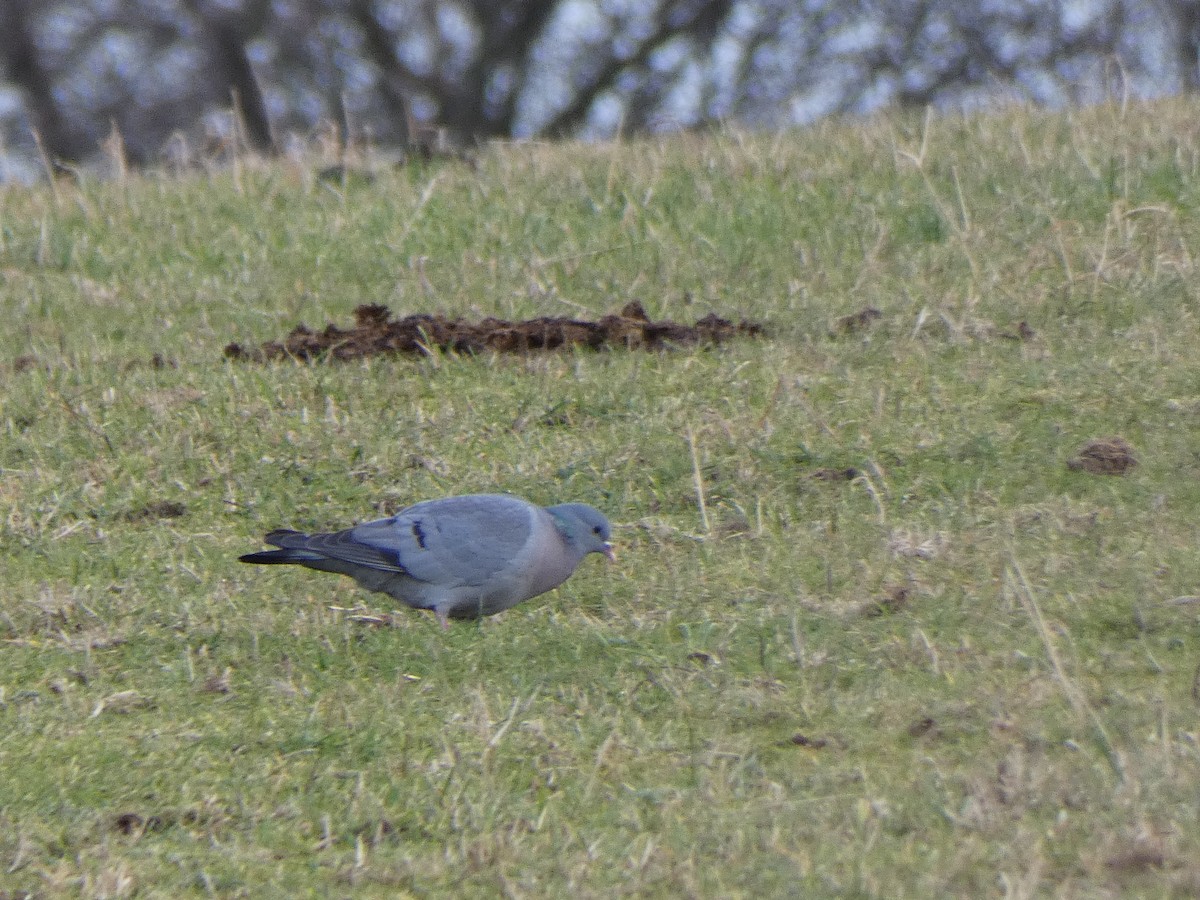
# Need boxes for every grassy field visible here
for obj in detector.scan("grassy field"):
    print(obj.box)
[2,98,1200,897]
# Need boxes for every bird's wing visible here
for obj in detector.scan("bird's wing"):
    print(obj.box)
[264,528,408,572]
[349,495,539,587]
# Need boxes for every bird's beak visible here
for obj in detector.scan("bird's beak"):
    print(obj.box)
[603,543,616,562]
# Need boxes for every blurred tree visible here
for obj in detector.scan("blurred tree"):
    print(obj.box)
[184,0,276,153]
[0,0,1196,172]
[0,0,91,162]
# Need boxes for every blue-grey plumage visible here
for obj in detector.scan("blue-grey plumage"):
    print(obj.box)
[239,493,614,627]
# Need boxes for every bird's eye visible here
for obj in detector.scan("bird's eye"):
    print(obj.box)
[593,526,603,535]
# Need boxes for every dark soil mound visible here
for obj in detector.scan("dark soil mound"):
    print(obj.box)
[1067,437,1138,475]
[224,301,764,363]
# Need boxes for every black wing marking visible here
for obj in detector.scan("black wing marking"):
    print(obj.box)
[411,520,428,550]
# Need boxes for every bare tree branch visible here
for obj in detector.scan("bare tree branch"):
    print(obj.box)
[543,0,734,137]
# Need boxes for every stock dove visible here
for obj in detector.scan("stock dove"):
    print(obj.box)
[240,493,614,627]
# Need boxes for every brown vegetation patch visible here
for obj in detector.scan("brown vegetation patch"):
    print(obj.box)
[224,301,764,363]
[999,320,1037,341]
[906,716,939,738]
[786,733,829,749]
[113,806,223,835]
[201,668,234,694]
[832,306,882,335]
[114,812,167,835]
[808,466,861,482]
[863,585,911,617]
[12,354,40,373]
[1067,437,1138,475]
[1104,845,1172,873]
[121,500,187,522]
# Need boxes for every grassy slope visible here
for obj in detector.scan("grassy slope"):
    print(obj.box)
[1,100,1199,897]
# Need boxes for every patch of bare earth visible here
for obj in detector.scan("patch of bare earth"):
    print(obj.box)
[224,301,764,363]
[1067,437,1138,475]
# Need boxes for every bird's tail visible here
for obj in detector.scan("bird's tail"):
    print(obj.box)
[239,530,323,565]
[239,548,307,565]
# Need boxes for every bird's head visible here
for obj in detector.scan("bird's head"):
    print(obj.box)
[549,503,615,561]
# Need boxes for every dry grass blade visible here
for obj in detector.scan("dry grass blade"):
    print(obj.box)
[1007,559,1124,781]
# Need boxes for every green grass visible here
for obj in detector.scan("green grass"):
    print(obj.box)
[2,100,1200,896]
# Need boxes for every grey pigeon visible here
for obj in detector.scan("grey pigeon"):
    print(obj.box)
[240,493,614,627]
